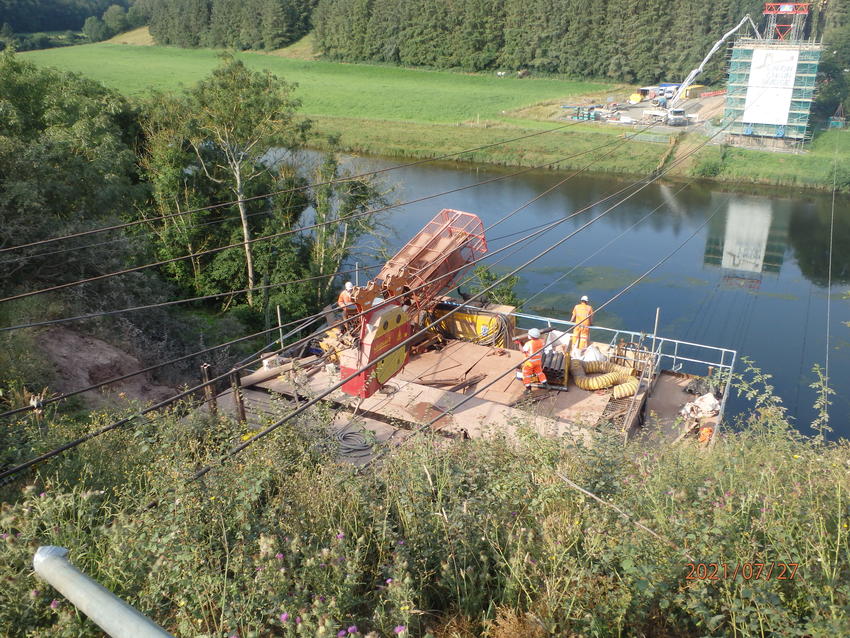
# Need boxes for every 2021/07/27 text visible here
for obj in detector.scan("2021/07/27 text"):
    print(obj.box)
[685,563,799,580]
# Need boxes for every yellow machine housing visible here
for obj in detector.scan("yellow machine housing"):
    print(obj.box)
[431,303,515,347]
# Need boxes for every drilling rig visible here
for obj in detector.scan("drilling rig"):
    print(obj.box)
[319,209,488,398]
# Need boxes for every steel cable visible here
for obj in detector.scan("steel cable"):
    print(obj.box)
[0,124,653,305]
[0,121,586,256]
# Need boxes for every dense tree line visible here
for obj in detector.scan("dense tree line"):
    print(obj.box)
[0,0,130,32]
[0,50,384,337]
[312,0,848,85]
[81,2,147,41]
[145,0,316,50]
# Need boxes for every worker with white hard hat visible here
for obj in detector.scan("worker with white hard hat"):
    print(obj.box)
[570,294,593,350]
[520,327,548,389]
[337,281,358,324]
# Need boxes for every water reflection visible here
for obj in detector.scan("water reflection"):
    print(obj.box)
[789,198,850,286]
[704,199,790,287]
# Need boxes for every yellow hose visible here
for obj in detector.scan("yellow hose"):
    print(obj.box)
[612,377,639,399]
[569,360,636,393]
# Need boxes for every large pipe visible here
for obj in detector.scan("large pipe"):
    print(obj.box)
[32,546,174,638]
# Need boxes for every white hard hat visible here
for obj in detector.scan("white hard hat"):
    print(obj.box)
[528,328,541,338]
[580,295,589,302]
[345,281,354,291]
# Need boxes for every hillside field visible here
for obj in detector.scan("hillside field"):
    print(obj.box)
[22,43,616,123]
[21,43,850,190]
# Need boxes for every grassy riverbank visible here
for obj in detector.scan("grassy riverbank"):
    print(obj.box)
[22,42,850,191]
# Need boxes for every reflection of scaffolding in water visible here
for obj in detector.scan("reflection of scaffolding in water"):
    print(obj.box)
[704,200,790,279]
[721,274,762,290]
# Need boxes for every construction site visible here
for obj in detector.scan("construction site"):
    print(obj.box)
[208,208,736,465]
[562,3,823,152]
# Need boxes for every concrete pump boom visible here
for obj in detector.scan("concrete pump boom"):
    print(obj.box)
[671,14,762,107]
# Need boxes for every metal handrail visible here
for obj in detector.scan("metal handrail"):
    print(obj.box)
[513,311,736,370]
[33,546,173,638]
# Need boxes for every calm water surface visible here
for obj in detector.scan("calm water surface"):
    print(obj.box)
[325,154,850,438]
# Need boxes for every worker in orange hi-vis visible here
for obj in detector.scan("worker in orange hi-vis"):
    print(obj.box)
[337,281,357,326]
[521,327,548,390]
[570,295,594,350]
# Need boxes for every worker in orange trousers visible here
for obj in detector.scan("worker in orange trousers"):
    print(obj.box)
[570,294,593,350]
[521,327,548,389]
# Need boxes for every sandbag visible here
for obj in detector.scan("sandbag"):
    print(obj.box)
[581,345,606,362]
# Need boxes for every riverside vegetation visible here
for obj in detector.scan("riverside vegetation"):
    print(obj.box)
[0,362,848,637]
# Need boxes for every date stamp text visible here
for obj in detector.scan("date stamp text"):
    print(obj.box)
[685,562,799,580]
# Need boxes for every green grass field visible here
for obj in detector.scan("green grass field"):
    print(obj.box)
[21,43,849,190]
[23,43,613,124]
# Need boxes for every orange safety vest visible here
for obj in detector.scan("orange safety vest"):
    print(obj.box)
[572,302,593,326]
[337,290,353,308]
[522,338,545,363]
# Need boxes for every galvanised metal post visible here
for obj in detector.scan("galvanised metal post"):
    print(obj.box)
[33,546,173,638]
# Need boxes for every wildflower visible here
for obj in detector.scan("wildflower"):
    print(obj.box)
[276,553,284,559]
[295,616,302,624]
[397,540,405,546]
[347,625,358,633]
[400,605,410,612]
[336,533,345,540]
[29,590,40,599]
[386,578,393,584]
[338,631,347,637]
[394,627,407,635]
[49,600,59,610]
[280,612,290,623]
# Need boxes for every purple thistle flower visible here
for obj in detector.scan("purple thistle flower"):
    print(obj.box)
[336,532,345,540]
[338,631,347,637]
[347,625,358,634]
[385,578,393,584]
[279,612,289,623]
[397,540,405,545]
[275,553,284,559]
[49,599,59,610]
[295,616,302,624]
[394,627,407,635]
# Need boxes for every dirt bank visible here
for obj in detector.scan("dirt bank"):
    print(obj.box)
[39,327,176,408]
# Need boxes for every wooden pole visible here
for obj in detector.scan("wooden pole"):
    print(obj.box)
[200,363,216,417]
[276,305,285,347]
[229,370,246,424]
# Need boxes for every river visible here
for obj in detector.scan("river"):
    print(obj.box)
[325,153,850,438]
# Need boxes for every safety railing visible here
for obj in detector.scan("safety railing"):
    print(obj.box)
[512,311,737,427]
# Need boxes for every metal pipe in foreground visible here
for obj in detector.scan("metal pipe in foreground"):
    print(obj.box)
[32,546,173,638]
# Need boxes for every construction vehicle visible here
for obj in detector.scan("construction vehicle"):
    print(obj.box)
[227,209,737,455]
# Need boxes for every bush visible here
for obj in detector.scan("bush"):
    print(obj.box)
[1,368,849,636]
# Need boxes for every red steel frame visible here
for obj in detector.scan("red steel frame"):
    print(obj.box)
[763,3,810,14]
